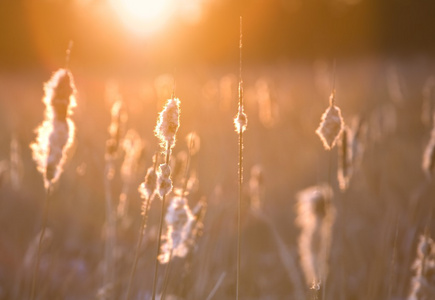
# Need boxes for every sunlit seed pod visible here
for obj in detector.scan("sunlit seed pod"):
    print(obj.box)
[30,68,76,189]
[296,184,335,288]
[155,97,180,150]
[316,92,344,150]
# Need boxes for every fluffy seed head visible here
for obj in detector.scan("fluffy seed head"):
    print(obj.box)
[30,68,76,188]
[296,184,336,288]
[316,92,344,150]
[159,196,195,263]
[157,163,173,198]
[155,98,180,150]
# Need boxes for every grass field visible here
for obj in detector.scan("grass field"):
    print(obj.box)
[0,58,434,299]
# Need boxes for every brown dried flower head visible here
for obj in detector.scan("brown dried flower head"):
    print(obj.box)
[316,92,344,150]
[30,68,76,188]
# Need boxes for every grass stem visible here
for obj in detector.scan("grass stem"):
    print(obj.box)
[30,183,51,300]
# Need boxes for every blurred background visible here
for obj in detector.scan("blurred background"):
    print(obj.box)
[1,0,435,70]
[1,0,435,299]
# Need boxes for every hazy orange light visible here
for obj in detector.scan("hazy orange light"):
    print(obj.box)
[109,0,175,36]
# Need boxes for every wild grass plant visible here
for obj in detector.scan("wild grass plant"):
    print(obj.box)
[1,20,435,300]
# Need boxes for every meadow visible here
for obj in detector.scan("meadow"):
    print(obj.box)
[0,57,435,300]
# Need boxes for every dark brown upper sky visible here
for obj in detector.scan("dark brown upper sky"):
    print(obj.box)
[1,0,435,70]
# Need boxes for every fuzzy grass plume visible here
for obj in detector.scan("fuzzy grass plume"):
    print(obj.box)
[155,97,180,150]
[408,234,435,300]
[316,91,344,150]
[159,196,195,263]
[30,68,77,188]
[152,96,181,300]
[296,184,336,290]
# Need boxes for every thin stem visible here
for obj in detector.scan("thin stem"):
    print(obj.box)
[321,150,333,300]
[103,160,115,297]
[160,250,174,300]
[205,272,227,300]
[30,184,51,300]
[124,195,152,300]
[152,144,171,300]
[236,129,243,300]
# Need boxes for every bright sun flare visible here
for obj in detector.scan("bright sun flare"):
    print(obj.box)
[110,0,174,35]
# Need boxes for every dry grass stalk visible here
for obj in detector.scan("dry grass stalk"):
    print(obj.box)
[106,100,128,160]
[408,234,435,300]
[234,16,247,300]
[103,99,128,299]
[296,184,336,290]
[117,129,144,218]
[152,96,180,300]
[316,91,344,150]
[29,67,77,300]
[124,155,158,300]
[422,114,435,178]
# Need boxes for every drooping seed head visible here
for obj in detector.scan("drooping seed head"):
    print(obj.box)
[316,92,344,150]
[30,68,76,189]
[155,97,180,150]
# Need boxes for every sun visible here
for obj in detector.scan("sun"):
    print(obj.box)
[110,0,175,36]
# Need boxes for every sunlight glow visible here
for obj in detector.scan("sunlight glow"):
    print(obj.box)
[110,0,175,36]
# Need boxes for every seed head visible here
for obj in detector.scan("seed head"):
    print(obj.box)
[158,196,195,263]
[316,92,344,150]
[157,163,173,198]
[30,68,76,189]
[296,184,335,288]
[155,98,180,150]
